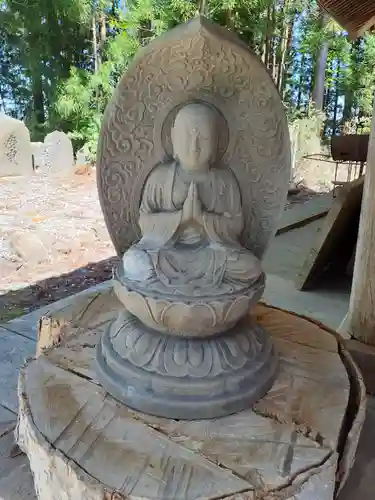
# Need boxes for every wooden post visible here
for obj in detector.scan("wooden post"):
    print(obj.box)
[348,100,375,345]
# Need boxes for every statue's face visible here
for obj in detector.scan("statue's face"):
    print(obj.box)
[171,104,218,171]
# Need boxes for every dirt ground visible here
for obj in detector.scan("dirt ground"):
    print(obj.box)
[0,169,117,321]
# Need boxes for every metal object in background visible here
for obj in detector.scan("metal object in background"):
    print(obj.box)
[331,134,369,196]
[331,134,369,163]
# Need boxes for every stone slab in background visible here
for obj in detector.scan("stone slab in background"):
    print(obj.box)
[296,177,364,291]
[0,114,32,178]
[43,130,74,173]
[76,149,89,166]
[277,192,332,234]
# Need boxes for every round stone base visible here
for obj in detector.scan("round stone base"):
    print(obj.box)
[95,311,278,420]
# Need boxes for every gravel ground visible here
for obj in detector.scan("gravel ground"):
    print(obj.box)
[0,169,115,320]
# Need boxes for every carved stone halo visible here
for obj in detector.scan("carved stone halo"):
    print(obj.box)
[159,99,230,163]
[96,16,291,259]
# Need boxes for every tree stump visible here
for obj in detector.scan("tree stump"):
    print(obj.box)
[17,285,365,499]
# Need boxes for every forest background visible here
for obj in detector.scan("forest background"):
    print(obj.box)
[1,0,374,161]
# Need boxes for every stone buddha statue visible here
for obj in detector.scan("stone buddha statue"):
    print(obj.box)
[96,17,290,420]
[121,103,265,298]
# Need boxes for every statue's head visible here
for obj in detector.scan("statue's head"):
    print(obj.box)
[171,103,218,171]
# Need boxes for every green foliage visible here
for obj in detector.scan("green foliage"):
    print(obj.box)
[51,3,140,157]
[1,0,374,162]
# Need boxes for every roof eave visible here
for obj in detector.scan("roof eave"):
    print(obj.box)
[318,0,375,39]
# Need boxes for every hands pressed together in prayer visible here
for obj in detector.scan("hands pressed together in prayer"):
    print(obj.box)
[182,181,204,225]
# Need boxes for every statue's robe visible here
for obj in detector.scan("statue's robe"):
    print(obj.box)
[124,162,263,296]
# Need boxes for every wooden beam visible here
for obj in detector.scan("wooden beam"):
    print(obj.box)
[347,100,375,345]
[347,15,375,40]
[317,1,375,39]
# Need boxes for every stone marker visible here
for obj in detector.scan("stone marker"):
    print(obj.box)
[75,148,88,166]
[74,147,91,175]
[42,130,74,171]
[0,113,32,177]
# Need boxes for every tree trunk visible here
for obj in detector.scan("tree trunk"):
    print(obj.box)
[138,20,152,45]
[312,42,329,110]
[0,85,8,113]
[260,32,266,63]
[323,60,334,136]
[343,39,361,124]
[324,60,334,110]
[98,13,107,66]
[312,12,329,110]
[281,15,295,98]
[332,62,341,134]
[92,13,99,73]
[343,91,354,124]
[225,9,234,31]
[264,5,272,71]
[270,5,277,82]
[306,67,314,114]
[343,42,355,122]
[296,54,305,109]
[272,40,277,83]
[32,73,45,125]
[199,0,207,16]
[264,35,270,70]
[277,23,290,92]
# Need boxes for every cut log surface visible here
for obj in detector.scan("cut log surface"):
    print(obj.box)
[18,284,366,500]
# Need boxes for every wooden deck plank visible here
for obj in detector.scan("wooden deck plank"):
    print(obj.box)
[0,327,35,412]
[0,409,36,499]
